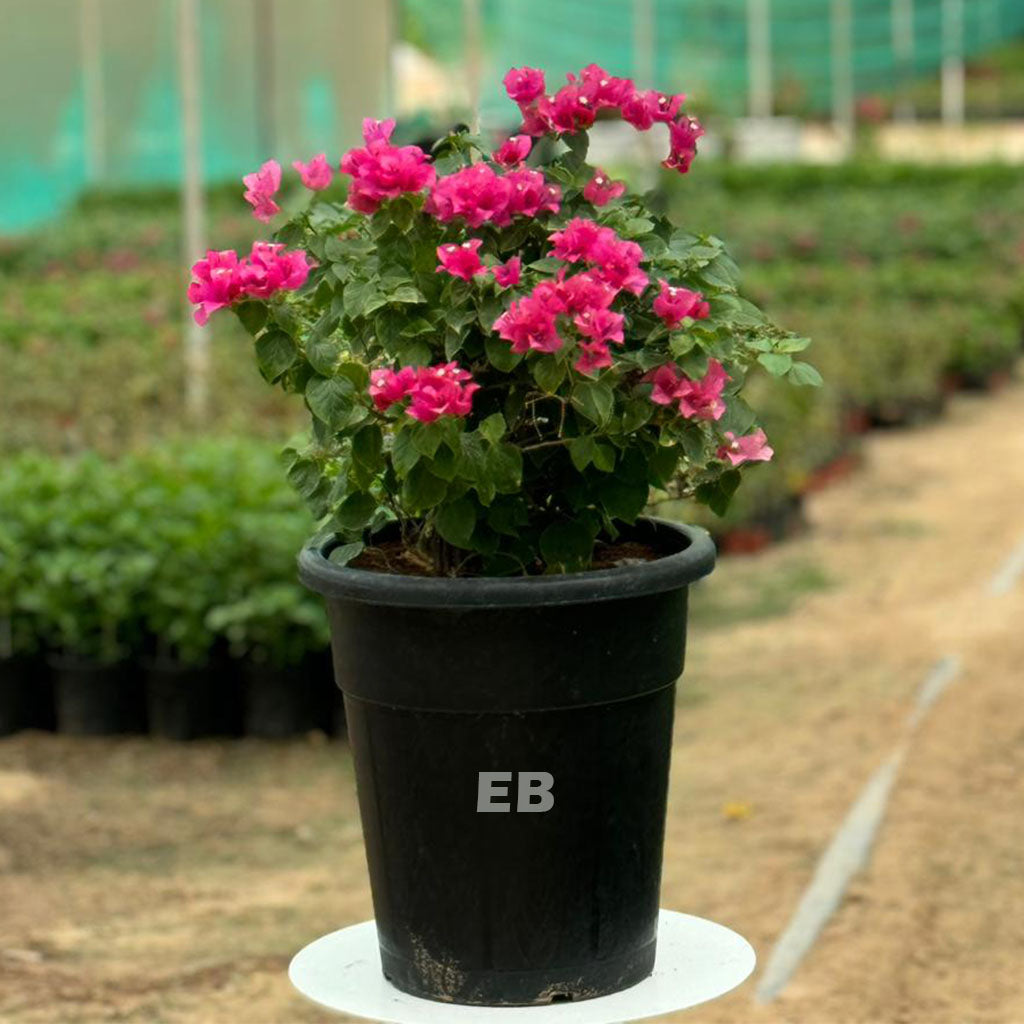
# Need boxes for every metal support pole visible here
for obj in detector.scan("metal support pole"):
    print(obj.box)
[892,0,915,122]
[178,0,209,424]
[831,0,855,151]
[747,0,772,119]
[462,0,482,133]
[80,0,106,181]
[941,0,965,126]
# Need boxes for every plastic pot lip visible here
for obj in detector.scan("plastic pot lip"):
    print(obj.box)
[297,516,716,610]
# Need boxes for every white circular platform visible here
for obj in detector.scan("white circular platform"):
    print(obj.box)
[289,910,756,1023]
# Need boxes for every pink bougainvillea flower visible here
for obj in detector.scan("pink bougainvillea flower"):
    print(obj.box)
[583,169,626,206]
[242,159,282,222]
[548,218,608,262]
[292,153,333,190]
[340,120,435,214]
[491,256,522,289]
[187,249,245,325]
[504,66,546,106]
[406,364,480,422]
[573,307,624,345]
[493,293,563,354]
[503,167,561,219]
[519,104,554,137]
[436,239,485,280]
[242,241,314,298]
[652,280,710,327]
[647,364,684,406]
[537,85,596,134]
[369,365,417,411]
[590,234,648,294]
[663,116,704,174]
[492,134,532,167]
[574,340,614,376]
[677,359,729,420]
[577,64,634,109]
[555,270,617,313]
[427,163,512,227]
[718,429,774,465]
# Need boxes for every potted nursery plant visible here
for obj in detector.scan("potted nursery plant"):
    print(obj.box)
[190,63,819,1006]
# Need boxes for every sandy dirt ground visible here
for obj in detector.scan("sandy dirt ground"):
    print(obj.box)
[2,375,1023,1023]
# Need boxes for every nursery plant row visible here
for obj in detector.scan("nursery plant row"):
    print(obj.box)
[0,440,338,740]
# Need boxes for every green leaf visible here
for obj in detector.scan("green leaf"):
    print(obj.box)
[479,413,506,444]
[539,520,593,571]
[620,399,652,433]
[401,462,448,510]
[334,491,378,530]
[648,446,679,487]
[435,498,477,548]
[235,301,267,336]
[696,469,742,516]
[788,360,824,386]
[410,421,446,458]
[391,430,421,477]
[254,330,297,382]
[306,334,341,376]
[598,477,650,523]
[336,360,370,391]
[569,436,596,471]
[532,354,566,394]
[286,457,321,499]
[571,380,614,427]
[775,336,812,354]
[390,284,426,305]
[306,375,355,429]
[488,443,523,493]
[592,443,616,472]
[328,541,365,566]
[757,352,793,376]
[351,424,383,470]
[485,335,523,372]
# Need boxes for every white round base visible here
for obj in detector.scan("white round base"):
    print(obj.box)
[289,910,756,1023]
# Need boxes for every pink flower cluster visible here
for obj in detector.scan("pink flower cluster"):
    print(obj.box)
[292,153,333,190]
[436,244,523,288]
[243,160,281,222]
[188,242,313,325]
[652,280,710,327]
[647,359,729,420]
[369,362,479,423]
[717,429,773,466]
[549,218,648,294]
[340,118,436,214]
[503,63,703,175]
[426,163,561,228]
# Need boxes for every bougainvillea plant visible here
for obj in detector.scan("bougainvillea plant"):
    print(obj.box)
[189,63,819,576]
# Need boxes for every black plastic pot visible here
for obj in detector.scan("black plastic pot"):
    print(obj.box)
[299,517,715,1006]
[0,656,55,736]
[144,658,223,741]
[49,656,145,736]
[241,652,335,738]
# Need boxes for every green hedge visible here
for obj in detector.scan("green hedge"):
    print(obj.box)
[0,440,327,666]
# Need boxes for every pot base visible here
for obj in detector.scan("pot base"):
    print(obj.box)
[290,910,756,1019]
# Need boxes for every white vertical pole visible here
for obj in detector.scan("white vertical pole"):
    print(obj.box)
[462,0,482,133]
[831,0,855,150]
[80,0,106,181]
[747,0,772,119]
[253,0,275,158]
[178,0,208,423]
[633,0,655,88]
[941,0,965,126]
[892,0,915,122]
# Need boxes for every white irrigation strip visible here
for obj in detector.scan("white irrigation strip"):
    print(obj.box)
[753,747,904,1003]
[755,654,963,1003]
[989,535,1024,596]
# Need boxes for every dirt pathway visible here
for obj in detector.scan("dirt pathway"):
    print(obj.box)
[1,375,1022,1023]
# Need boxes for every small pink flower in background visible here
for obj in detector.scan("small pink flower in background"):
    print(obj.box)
[575,340,614,376]
[362,118,397,144]
[491,256,522,289]
[718,429,773,466]
[573,307,624,345]
[583,169,626,206]
[436,239,485,281]
[677,359,729,420]
[663,116,704,174]
[243,159,281,222]
[292,153,333,190]
[188,250,244,325]
[647,364,683,406]
[492,134,532,167]
[652,280,710,327]
[503,66,546,105]
[577,64,634,109]
[406,364,480,422]
[619,90,659,131]
[369,365,417,411]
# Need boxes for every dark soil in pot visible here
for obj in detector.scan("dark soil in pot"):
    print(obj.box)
[300,517,715,1006]
[49,656,146,736]
[143,658,224,741]
[241,652,335,739]
[0,656,55,736]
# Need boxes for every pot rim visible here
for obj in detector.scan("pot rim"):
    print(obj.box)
[298,516,715,609]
